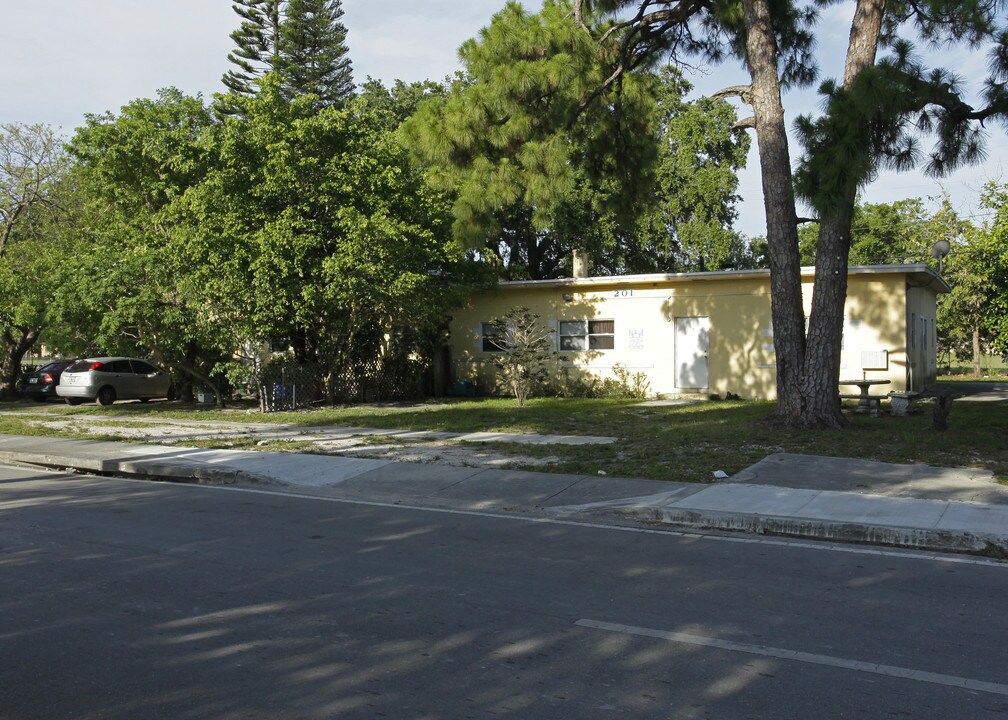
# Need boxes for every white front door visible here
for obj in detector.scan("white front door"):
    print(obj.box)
[675,317,709,389]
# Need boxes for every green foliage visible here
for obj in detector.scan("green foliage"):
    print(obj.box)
[56,89,221,384]
[1,123,69,258]
[794,5,1008,216]
[281,0,353,106]
[222,0,285,97]
[403,0,659,258]
[187,76,477,400]
[551,362,651,399]
[617,67,752,273]
[47,78,482,406]
[359,78,447,129]
[938,183,1008,368]
[221,0,354,109]
[489,306,556,406]
[800,198,936,265]
[0,122,74,396]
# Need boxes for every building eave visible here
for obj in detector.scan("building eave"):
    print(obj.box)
[490,264,950,293]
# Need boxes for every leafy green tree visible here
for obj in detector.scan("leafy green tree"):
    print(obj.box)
[187,75,476,404]
[800,198,934,266]
[574,0,1008,427]
[57,89,227,403]
[621,66,751,273]
[1,123,68,259]
[848,199,933,265]
[938,183,1008,375]
[358,78,447,129]
[0,219,78,399]
[0,123,71,397]
[281,0,353,106]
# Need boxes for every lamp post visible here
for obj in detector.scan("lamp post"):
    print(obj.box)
[931,239,951,275]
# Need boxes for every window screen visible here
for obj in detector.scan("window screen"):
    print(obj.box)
[559,319,614,351]
[481,322,504,352]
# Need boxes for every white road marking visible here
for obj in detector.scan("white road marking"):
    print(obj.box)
[576,619,1008,696]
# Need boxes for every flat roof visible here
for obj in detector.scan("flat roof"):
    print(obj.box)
[493,264,950,293]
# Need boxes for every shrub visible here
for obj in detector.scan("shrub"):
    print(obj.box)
[489,307,555,407]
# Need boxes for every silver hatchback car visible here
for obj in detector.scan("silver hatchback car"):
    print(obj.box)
[56,357,176,406]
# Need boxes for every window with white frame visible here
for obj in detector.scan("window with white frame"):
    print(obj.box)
[559,319,615,351]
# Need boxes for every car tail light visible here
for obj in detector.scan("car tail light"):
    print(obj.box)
[42,374,53,383]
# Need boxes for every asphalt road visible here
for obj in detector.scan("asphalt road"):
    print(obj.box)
[2,463,1007,720]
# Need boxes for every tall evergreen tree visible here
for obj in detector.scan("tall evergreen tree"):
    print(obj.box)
[281,0,354,105]
[573,0,1008,427]
[222,0,284,97]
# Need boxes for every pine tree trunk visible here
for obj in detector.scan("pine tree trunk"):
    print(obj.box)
[797,0,885,427]
[741,0,806,420]
[802,212,851,427]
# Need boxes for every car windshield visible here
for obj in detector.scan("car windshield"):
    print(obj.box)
[39,362,62,373]
[66,360,97,373]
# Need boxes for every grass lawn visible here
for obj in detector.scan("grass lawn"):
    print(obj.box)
[1,391,1005,484]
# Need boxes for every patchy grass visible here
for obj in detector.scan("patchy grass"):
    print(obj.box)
[1,393,1005,484]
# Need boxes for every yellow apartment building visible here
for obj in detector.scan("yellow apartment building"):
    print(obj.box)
[447,264,948,400]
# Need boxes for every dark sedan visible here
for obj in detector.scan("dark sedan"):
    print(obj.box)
[16,359,78,402]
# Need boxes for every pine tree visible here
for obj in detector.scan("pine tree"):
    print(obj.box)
[280,0,354,106]
[222,0,284,97]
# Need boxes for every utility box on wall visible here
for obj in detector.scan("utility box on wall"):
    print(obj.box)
[861,349,889,371]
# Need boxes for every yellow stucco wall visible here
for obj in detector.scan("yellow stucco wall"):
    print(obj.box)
[448,267,941,399]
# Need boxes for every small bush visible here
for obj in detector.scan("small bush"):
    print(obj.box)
[549,364,651,400]
[489,307,556,407]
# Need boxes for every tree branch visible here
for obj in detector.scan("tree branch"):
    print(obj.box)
[712,85,754,105]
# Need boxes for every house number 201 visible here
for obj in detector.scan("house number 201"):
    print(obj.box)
[613,289,633,298]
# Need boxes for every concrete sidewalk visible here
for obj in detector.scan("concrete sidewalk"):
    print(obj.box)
[1,433,1006,558]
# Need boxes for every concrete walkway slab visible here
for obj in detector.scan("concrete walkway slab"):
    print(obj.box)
[456,431,617,445]
[796,491,949,528]
[937,503,1008,534]
[431,468,586,509]
[730,452,1007,504]
[338,463,487,497]
[670,484,821,516]
[541,476,684,508]
[174,450,393,487]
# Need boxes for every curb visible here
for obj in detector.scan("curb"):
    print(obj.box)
[605,505,1008,559]
[6,447,1007,560]
[0,450,277,488]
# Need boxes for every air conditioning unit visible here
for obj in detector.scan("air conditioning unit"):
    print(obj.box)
[861,350,888,371]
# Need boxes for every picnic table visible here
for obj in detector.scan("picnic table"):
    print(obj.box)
[839,378,891,416]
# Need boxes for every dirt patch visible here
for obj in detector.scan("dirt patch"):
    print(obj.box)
[19,416,560,469]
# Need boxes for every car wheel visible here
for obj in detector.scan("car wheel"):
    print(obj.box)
[65,398,84,406]
[96,386,116,406]
[166,385,177,401]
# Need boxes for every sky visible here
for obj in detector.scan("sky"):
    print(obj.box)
[2,0,1004,238]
